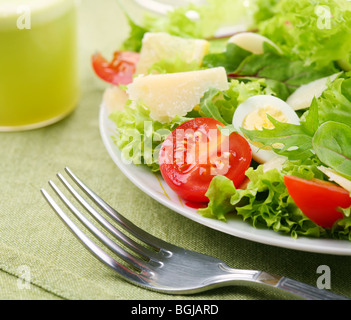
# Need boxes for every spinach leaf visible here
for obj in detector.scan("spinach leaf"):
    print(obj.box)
[204,42,337,101]
[231,44,336,100]
[203,43,252,73]
[312,121,351,179]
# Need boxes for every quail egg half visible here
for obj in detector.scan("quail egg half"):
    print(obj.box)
[233,95,301,164]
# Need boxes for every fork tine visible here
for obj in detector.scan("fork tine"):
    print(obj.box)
[56,173,156,261]
[48,180,152,273]
[64,167,169,250]
[40,188,148,282]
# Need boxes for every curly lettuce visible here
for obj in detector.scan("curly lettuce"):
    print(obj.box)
[142,0,254,39]
[109,101,189,172]
[120,0,255,51]
[253,0,280,24]
[200,160,351,239]
[199,165,324,238]
[317,76,351,126]
[257,0,351,69]
[198,78,276,126]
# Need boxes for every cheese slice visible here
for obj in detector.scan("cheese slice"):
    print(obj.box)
[136,32,209,75]
[103,86,128,114]
[127,67,229,123]
[263,156,287,173]
[318,166,351,193]
[228,32,282,55]
[286,73,341,111]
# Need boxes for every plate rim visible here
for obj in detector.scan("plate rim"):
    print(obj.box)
[99,103,351,256]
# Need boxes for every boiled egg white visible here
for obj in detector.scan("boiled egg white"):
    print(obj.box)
[228,32,282,55]
[233,95,300,164]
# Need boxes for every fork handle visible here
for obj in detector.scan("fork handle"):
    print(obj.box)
[254,271,350,300]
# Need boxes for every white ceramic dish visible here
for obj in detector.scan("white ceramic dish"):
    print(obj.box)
[99,104,351,256]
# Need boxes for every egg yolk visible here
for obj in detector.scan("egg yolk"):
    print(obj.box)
[242,105,289,150]
[242,105,289,130]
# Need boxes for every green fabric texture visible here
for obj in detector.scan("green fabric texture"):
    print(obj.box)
[0,0,350,300]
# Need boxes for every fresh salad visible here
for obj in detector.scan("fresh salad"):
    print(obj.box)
[93,0,351,241]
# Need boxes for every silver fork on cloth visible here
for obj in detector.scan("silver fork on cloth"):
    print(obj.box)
[41,167,349,300]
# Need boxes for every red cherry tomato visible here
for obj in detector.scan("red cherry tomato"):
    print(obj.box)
[159,118,252,203]
[284,175,351,228]
[92,51,139,85]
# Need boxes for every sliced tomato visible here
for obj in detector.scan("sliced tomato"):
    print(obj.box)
[284,175,351,229]
[92,51,139,85]
[159,118,252,203]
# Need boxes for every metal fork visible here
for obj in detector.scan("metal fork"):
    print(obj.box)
[41,167,349,300]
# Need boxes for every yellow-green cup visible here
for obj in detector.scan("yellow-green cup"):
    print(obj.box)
[0,0,79,131]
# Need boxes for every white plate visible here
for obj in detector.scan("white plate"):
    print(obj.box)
[99,104,351,256]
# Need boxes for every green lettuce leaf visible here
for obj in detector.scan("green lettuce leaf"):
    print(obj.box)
[199,175,237,221]
[204,42,336,100]
[281,157,324,181]
[312,121,351,179]
[199,78,276,125]
[199,88,229,125]
[257,0,351,69]
[109,101,189,172]
[148,55,202,74]
[229,43,337,100]
[200,163,351,239]
[252,0,281,24]
[317,76,351,127]
[142,0,255,39]
[117,0,254,54]
[199,166,324,238]
[332,217,351,241]
[203,43,252,73]
[120,16,148,52]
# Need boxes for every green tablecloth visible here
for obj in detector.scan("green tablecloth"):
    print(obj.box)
[1,0,350,301]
